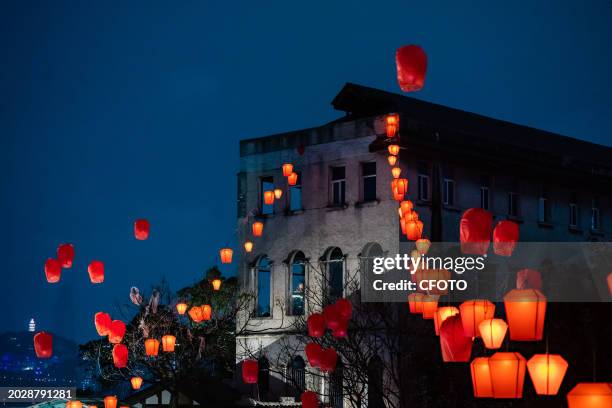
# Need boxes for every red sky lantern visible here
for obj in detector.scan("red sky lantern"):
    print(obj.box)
[391,167,401,179]
[567,383,612,408]
[396,45,427,92]
[188,306,203,323]
[408,293,425,314]
[336,298,353,320]
[421,295,439,319]
[332,318,348,338]
[323,304,342,331]
[112,344,128,368]
[301,391,319,408]
[434,306,459,336]
[305,342,323,367]
[264,191,275,205]
[274,188,283,199]
[220,248,233,264]
[319,348,338,373]
[201,304,212,321]
[439,315,473,362]
[242,359,258,384]
[488,352,527,398]
[307,313,326,337]
[388,144,400,156]
[130,376,143,390]
[459,299,495,338]
[405,220,423,241]
[504,289,546,341]
[104,396,118,408]
[57,243,75,268]
[34,331,52,358]
[108,320,126,344]
[516,268,542,290]
[288,172,298,186]
[252,222,264,237]
[388,155,397,166]
[493,220,519,256]
[134,219,150,240]
[282,163,294,177]
[162,335,176,352]
[212,278,222,291]
[386,113,399,138]
[88,260,105,284]
[244,241,253,253]
[527,354,568,395]
[45,258,61,283]
[145,338,159,356]
[176,302,188,315]
[460,208,492,255]
[94,312,112,336]
[478,318,508,349]
[470,357,493,398]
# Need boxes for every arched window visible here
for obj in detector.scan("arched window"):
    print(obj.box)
[288,251,306,316]
[325,247,344,302]
[329,358,344,408]
[256,256,271,317]
[285,356,306,396]
[360,242,384,280]
[367,355,384,408]
[258,356,270,400]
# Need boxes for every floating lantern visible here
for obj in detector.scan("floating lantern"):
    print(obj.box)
[108,320,126,344]
[244,241,253,253]
[395,178,408,195]
[391,167,402,178]
[405,220,423,241]
[323,304,342,331]
[336,298,353,320]
[145,338,159,357]
[439,315,473,362]
[388,144,400,156]
[305,342,324,367]
[415,269,451,295]
[404,210,419,222]
[162,335,176,352]
[434,306,459,335]
[478,318,508,349]
[130,376,143,390]
[134,219,150,240]
[94,312,112,336]
[470,357,493,398]
[396,45,427,92]
[460,209,492,255]
[67,401,83,408]
[319,348,338,373]
[421,295,439,319]
[608,273,612,296]
[252,222,264,237]
[332,319,348,338]
[488,352,527,398]
[242,359,258,384]
[301,391,319,408]
[400,200,414,217]
[516,269,542,290]
[527,354,568,395]
[176,302,188,315]
[264,191,275,205]
[274,188,283,199]
[459,300,495,338]
[282,163,294,177]
[415,238,431,255]
[220,248,233,264]
[567,383,612,408]
[504,289,546,341]
[201,304,212,321]
[88,260,105,284]
[288,172,298,186]
[493,220,519,256]
[57,243,75,268]
[212,278,222,291]
[408,293,425,314]
[386,113,399,138]
[45,258,61,283]
[400,218,407,235]
[307,313,326,337]
[392,187,404,201]
[112,344,128,368]
[388,155,397,166]
[188,306,203,323]
[34,331,52,358]
[104,396,118,408]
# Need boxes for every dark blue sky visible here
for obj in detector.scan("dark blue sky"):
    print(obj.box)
[2,1,611,342]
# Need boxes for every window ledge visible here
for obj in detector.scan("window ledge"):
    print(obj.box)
[568,226,583,234]
[537,221,554,229]
[506,215,524,223]
[416,200,431,207]
[326,204,349,211]
[589,229,604,237]
[443,205,461,213]
[355,199,380,208]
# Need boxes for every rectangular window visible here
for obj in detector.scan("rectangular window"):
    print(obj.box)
[417,162,429,202]
[443,178,455,206]
[331,166,346,206]
[591,198,600,230]
[569,203,578,228]
[289,172,302,211]
[480,187,490,210]
[260,176,274,215]
[538,197,550,223]
[508,192,519,217]
[362,162,377,202]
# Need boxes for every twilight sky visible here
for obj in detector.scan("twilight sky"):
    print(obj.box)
[1,1,611,342]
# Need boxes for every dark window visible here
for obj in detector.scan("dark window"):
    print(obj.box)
[443,178,455,206]
[289,252,305,316]
[290,172,302,211]
[592,198,600,230]
[569,193,578,227]
[417,162,429,201]
[256,257,271,317]
[286,356,306,396]
[260,176,274,215]
[508,192,519,217]
[362,162,377,202]
[331,166,346,206]
[258,357,270,400]
[327,248,344,301]
[480,187,490,210]
[329,359,344,408]
[538,197,550,223]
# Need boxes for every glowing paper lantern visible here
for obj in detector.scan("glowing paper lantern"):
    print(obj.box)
[242,359,258,384]
[396,45,427,92]
[391,167,401,178]
[488,352,527,398]
[307,313,326,337]
[145,339,159,356]
[400,200,414,217]
[176,302,188,315]
[94,312,112,336]
[516,269,542,290]
[57,243,75,268]
[88,260,105,284]
[305,342,323,367]
[400,218,407,235]
[264,191,275,205]
[212,278,222,291]
[274,188,283,199]
[336,298,353,320]
[421,295,439,319]
[439,315,473,362]
[388,155,397,166]
[567,383,612,408]
[332,320,348,338]
[319,348,338,372]
[104,396,118,408]
[493,221,519,256]
[134,219,150,240]
[188,306,203,322]
[434,306,459,335]
[288,172,298,186]
[112,344,128,368]
[608,273,612,296]
[388,144,400,156]
[252,222,264,237]
[408,293,425,314]
[323,304,342,331]
[470,357,493,398]
[405,220,423,241]
[527,354,568,395]
[220,248,233,264]
[386,113,399,138]
[460,208,492,255]
[244,241,253,253]
[108,320,126,344]
[67,401,83,408]
[282,163,294,177]
[392,187,404,201]
[45,258,61,283]
[34,331,52,358]
[130,376,143,390]
[301,391,319,408]
[201,304,212,321]
[415,238,431,255]
[459,300,495,338]
[503,289,546,341]
[478,318,508,349]
[395,178,408,195]
[162,335,176,352]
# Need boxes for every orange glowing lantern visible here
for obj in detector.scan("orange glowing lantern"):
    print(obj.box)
[567,383,612,408]
[527,354,568,395]
[488,352,527,398]
[405,220,423,241]
[201,304,212,321]
[104,396,117,408]
[415,238,431,255]
[274,188,283,199]
[112,344,128,368]
[244,241,253,253]
[415,268,451,295]
[130,376,143,390]
[57,243,75,268]
[220,248,233,264]
[392,187,404,201]
[400,200,414,217]
[396,178,408,195]
[388,155,397,166]
[176,302,188,315]
[459,300,495,338]
[478,318,508,349]
[162,335,176,352]
[503,289,546,341]
[108,320,126,344]
[439,315,473,362]
[396,44,427,92]
[45,258,61,283]
[94,312,112,336]
[471,357,493,398]
[188,306,203,322]
[516,268,542,290]
[404,210,419,222]
[388,144,400,156]
[88,260,105,284]
[288,172,298,186]
[34,331,53,358]
[212,278,222,291]
[607,273,612,296]
[421,295,439,319]
[282,163,294,177]
[408,293,425,314]
[391,167,401,178]
[134,219,150,240]
[264,191,275,205]
[434,306,459,335]
[386,113,399,138]
[252,222,264,237]
[400,218,407,235]
[144,338,159,356]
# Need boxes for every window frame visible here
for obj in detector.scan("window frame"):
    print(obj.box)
[443,177,455,206]
[569,202,578,228]
[361,161,377,202]
[480,186,490,210]
[508,191,520,217]
[254,256,272,318]
[417,174,430,202]
[289,171,303,212]
[330,166,346,206]
[287,251,306,316]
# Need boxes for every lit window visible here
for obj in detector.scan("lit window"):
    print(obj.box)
[289,252,305,316]
[331,166,346,206]
[362,162,377,202]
